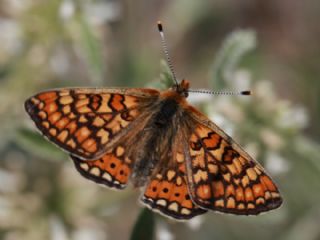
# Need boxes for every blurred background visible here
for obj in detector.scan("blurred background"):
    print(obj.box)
[0,0,320,239]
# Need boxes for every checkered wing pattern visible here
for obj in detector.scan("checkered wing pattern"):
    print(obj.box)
[71,144,135,189]
[25,88,159,160]
[141,132,207,220]
[185,108,283,215]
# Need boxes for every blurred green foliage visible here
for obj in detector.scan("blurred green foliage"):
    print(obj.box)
[130,208,155,240]
[0,1,320,240]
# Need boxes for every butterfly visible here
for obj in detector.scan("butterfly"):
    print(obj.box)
[24,22,282,220]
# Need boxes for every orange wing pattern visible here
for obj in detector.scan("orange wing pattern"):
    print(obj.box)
[185,112,282,215]
[25,84,282,220]
[25,88,159,160]
[71,144,133,189]
[141,136,206,220]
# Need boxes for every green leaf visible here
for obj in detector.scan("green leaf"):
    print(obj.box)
[147,59,175,89]
[130,208,155,240]
[160,59,175,88]
[16,127,65,160]
[211,29,256,89]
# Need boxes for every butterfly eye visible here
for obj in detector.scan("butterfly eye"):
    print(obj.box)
[183,91,189,98]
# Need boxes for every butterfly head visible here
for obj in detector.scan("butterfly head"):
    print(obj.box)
[175,79,190,98]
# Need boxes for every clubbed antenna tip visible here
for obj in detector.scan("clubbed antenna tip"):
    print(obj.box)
[157,20,178,86]
[241,90,252,95]
[157,21,163,32]
[188,89,253,96]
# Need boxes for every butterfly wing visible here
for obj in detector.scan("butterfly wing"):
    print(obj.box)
[70,112,157,190]
[71,144,134,189]
[141,166,207,220]
[25,88,159,160]
[184,106,283,215]
[141,123,207,220]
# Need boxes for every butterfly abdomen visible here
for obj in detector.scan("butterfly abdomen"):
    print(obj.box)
[131,97,182,187]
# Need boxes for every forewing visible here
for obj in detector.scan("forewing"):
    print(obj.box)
[185,108,283,215]
[25,88,159,160]
[141,128,206,220]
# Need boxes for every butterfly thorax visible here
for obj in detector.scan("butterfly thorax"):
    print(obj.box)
[130,89,187,187]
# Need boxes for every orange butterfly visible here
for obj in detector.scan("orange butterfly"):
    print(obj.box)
[24,22,282,220]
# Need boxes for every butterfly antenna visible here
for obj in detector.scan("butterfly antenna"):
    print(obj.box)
[157,21,179,86]
[188,89,252,96]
